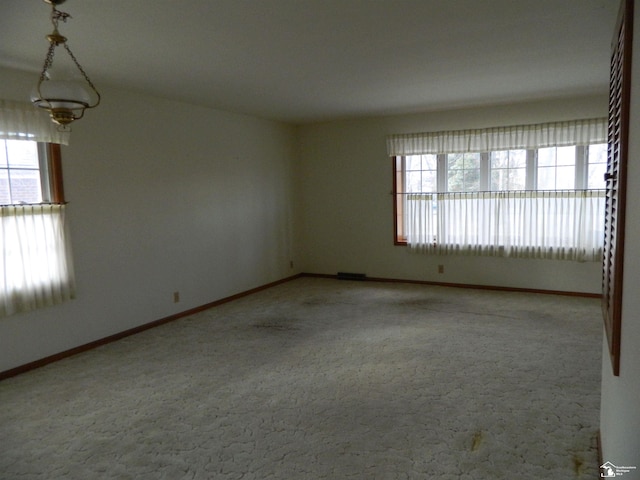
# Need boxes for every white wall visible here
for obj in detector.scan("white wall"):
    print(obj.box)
[599,4,640,472]
[296,96,607,293]
[0,67,297,372]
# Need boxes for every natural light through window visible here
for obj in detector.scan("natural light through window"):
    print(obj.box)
[1,140,46,204]
[0,138,75,317]
[389,119,608,262]
[490,150,526,191]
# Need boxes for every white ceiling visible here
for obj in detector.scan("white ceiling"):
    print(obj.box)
[0,0,619,124]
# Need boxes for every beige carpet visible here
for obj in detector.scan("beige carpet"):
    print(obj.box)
[0,277,602,479]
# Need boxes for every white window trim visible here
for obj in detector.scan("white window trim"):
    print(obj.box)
[405,145,604,194]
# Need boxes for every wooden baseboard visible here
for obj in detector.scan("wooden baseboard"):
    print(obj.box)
[300,272,600,298]
[0,274,302,382]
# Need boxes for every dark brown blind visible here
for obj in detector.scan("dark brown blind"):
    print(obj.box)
[602,0,634,377]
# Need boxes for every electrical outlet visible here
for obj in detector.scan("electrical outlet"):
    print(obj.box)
[173,291,180,303]
[438,265,444,274]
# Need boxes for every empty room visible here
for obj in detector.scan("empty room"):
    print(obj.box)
[1,0,639,478]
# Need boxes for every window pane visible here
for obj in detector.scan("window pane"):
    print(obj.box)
[491,169,505,190]
[508,168,526,190]
[536,147,575,190]
[0,140,45,205]
[538,147,555,167]
[421,171,437,192]
[406,155,437,193]
[490,150,525,191]
[491,168,525,191]
[490,151,509,168]
[464,154,479,169]
[588,144,607,189]
[8,169,43,203]
[448,153,480,192]
[407,171,422,192]
[0,140,8,168]
[556,146,575,166]
[421,154,437,170]
[509,149,527,168]
[464,170,480,191]
[0,169,10,204]
[448,172,464,191]
[448,154,463,170]
[538,166,555,190]
[556,165,575,189]
[407,156,422,170]
[589,143,607,164]
[588,163,606,189]
[6,140,39,168]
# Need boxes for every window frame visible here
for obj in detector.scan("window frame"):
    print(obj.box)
[0,141,64,205]
[394,144,605,245]
[47,143,65,204]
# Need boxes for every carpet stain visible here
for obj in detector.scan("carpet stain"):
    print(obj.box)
[252,322,299,331]
[471,431,483,451]
[301,296,331,306]
[390,297,450,309]
[573,455,584,476]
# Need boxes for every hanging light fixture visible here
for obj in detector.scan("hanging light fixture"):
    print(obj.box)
[31,0,100,128]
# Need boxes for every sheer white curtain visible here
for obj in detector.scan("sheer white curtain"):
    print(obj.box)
[498,190,604,261]
[405,194,437,250]
[407,191,605,261]
[392,118,607,262]
[436,192,502,257]
[1,100,75,317]
[0,205,75,316]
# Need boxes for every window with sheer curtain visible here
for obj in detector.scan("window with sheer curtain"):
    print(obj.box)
[0,100,75,317]
[389,118,607,262]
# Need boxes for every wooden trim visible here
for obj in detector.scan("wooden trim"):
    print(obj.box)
[0,274,302,382]
[393,156,399,243]
[300,272,600,298]
[393,156,408,244]
[48,143,65,204]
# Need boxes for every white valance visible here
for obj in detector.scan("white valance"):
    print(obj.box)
[387,118,607,156]
[0,100,70,145]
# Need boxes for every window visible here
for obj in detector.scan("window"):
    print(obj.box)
[1,140,64,205]
[397,145,606,205]
[587,144,607,189]
[490,150,527,190]
[388,118,607,261]
[406,154,438,193]
[448,153,481,192]
[0,100,74,317]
